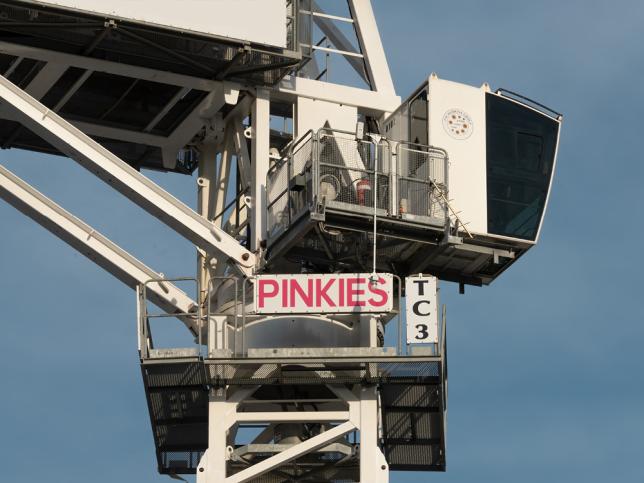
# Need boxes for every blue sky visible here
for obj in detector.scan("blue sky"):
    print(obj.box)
[1,1,643,482]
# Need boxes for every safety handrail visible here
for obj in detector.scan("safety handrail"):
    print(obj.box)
[207,276,240,356]
[394,140,449,226]
[138,272,446,363]
[232,274,405,357]
[268,130,453,227]
[266,129,317,240]
[138,277,203,359]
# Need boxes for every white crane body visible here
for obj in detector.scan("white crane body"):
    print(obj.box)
[0,1,561,481]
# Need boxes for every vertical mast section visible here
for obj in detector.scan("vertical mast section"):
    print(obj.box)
[0,74,256,277]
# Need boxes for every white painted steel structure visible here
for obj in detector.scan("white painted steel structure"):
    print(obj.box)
[30,0,289,47]
[0,0,560,481]
[0,74,257,277]
[0,164,201,333]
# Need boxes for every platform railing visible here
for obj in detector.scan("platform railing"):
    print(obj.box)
[207,274,433,360]
[137,277,203,359]
[204,278,449,363]
[267,129,315,241]
[266,130,450,244]
[137,273,448,365]
[317,127,391,215]
[206,276,242,356]
[395,141,449,224]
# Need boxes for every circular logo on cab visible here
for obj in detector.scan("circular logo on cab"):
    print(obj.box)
[442,109,473,140]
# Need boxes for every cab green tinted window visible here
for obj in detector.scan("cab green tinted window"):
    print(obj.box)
[486,94,559,240]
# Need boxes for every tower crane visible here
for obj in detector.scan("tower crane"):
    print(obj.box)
[0,1,561,481]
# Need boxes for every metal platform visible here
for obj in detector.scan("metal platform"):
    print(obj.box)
[0,1,300,83]
[0,0,301,173]
[142,353,446,477]
[265,128,525,286]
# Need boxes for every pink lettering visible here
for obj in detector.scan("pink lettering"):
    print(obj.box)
[281,279,288,307]
[347,277,366,306]
[315,278,336,307]
[258,279,279,308]
[367,277,388,307]
[290,279,314,307]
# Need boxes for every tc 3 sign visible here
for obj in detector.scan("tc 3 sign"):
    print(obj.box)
[405,275,438,344]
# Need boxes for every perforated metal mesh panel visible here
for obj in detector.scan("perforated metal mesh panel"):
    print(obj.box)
[318,133,390,214]
[289,135,314,221]
[160,450,205,474]
[267,133,314,242]
[142,363,208,474]
[142,357,446,475]
[397,143,448,223]
[381,384,446,471]
[267,158,291,241]
[383,442,443,470]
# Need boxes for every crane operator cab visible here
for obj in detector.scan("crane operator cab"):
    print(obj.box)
[265,74,562,286]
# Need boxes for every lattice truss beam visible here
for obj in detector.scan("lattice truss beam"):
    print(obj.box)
[0,72,260,319]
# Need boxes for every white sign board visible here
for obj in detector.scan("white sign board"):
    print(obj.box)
[405,275,439,344]
[254,274,393,314]
[30,0,287,48]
